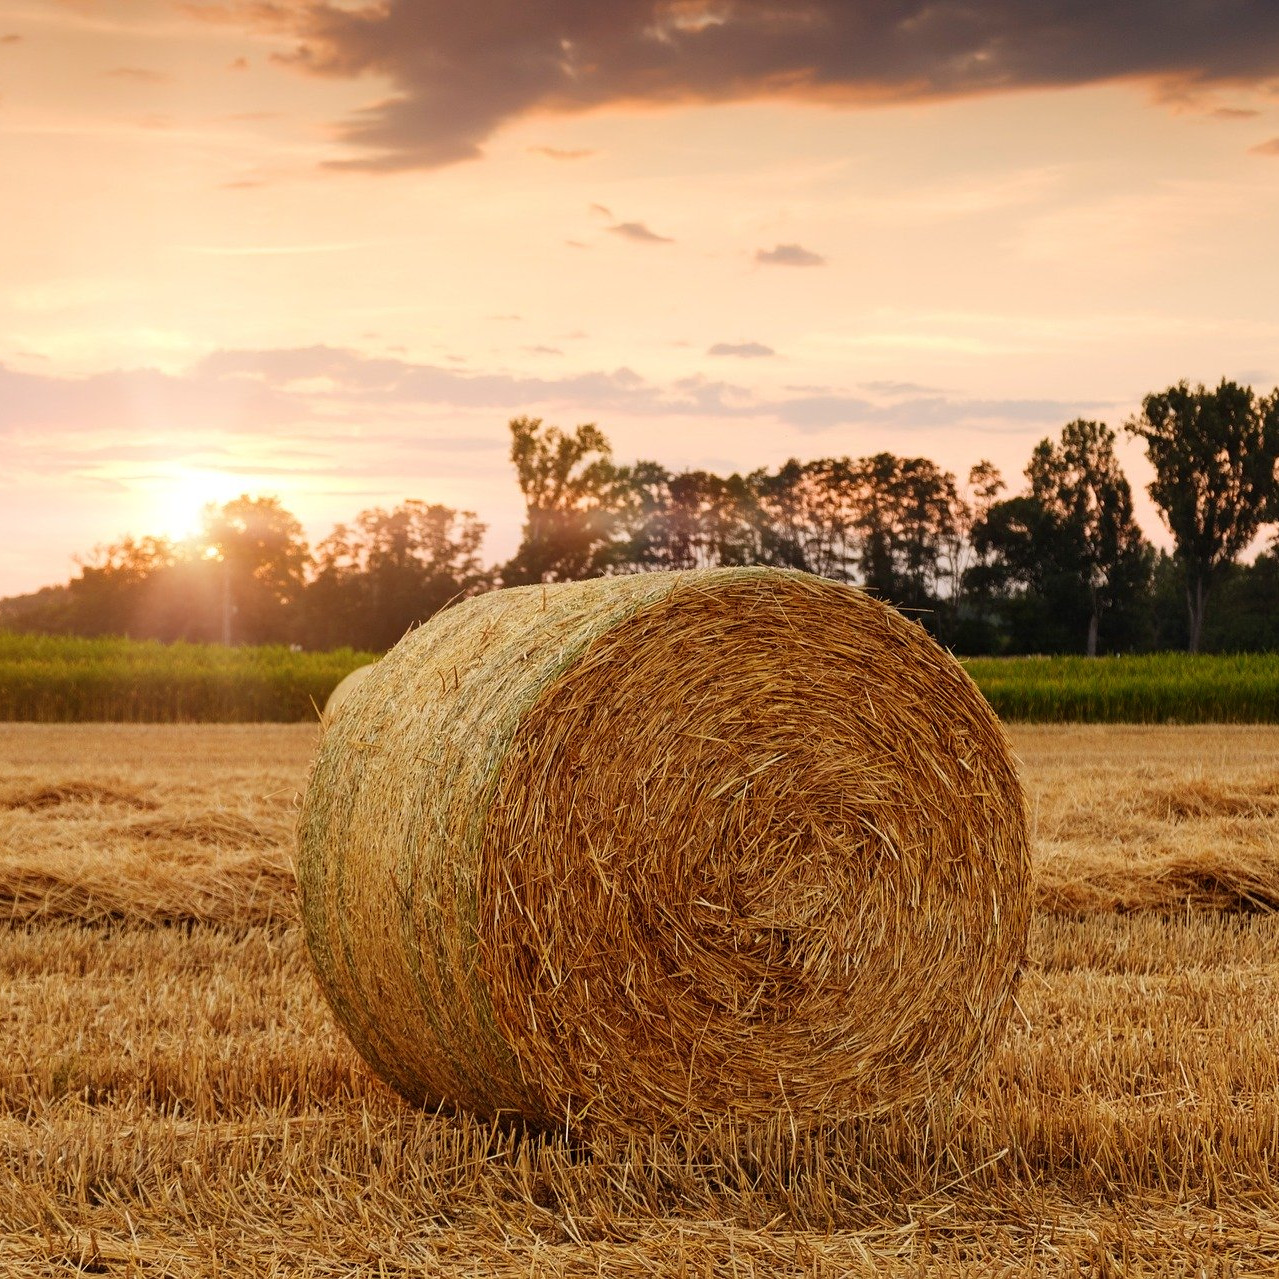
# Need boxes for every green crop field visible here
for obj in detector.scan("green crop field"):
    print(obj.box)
[1,631,1277,722]
[965,651,1279,723]
[0,632,376,723]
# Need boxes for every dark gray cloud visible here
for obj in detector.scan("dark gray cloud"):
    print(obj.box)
[756,243,826,267]
[608,221,674,243]
[709,341,775,358]
[256,1,1279,170]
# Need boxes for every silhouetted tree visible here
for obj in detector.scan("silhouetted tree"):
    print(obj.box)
[304,522,365,650]
[66,536,183,638]
[502,416,621,583]
[200,496,309,645]
[9,386,1279,658]
[936,461,1005,649]
[848,453,963,617]
[609,459,675,572]
[1208,539,1279,651]
[947,461,1005,588]
[966,494,1085,652]
[1026,420,1150,656]
[651,470,764,570]
[752,458,858,579]
[306,501,488,650]
[1127,381,1279,651]
[968,426,1151,655]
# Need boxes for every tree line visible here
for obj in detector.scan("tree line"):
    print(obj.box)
[3,378,1276,655]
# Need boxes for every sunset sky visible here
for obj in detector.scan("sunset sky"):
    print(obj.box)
[3,1,1279,597]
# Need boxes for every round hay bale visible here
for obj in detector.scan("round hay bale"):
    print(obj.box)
[297,567,1030,1134]
[321,663,376,726]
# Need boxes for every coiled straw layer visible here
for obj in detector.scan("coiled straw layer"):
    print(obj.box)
[296,568,1030,1133]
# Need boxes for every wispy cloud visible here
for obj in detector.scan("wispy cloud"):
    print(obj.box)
[176,241,383,255]
[0,347,1103,443]
[530,146,596,160]
[862,379,947,397]
[755,243,826,267]
[106,67,171,84]
[1249,137,1279,155]
[608,221,674,244]
[232,1,1279,170]
[708,341,775,358]
[0,361,300,439]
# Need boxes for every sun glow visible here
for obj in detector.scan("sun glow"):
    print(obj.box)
[146,469,247,545]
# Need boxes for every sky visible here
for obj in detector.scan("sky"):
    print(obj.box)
[2,0,1279,597]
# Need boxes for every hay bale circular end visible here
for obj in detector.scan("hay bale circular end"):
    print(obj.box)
[321,662,376,726]
[297,568,1030,1134]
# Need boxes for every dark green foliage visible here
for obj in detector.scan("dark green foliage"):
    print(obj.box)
[1127,381,1279,651]
[304,501,490,651]
[1209,548,1279,651]
[966,421,1152,656]
[1149,545,1279,654]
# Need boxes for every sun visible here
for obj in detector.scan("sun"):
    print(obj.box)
[145,468,246,546]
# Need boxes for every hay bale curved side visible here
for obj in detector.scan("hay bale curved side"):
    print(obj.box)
[321,662,377,727]
[296,568,1031,1132]
[299,574,682,1115]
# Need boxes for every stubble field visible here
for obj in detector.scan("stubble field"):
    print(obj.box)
[1,723,1278,1276]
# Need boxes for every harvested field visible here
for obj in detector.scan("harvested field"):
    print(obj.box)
[1,723,1278,1275]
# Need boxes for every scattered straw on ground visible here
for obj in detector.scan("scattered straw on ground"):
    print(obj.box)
[0,723,1278,1274]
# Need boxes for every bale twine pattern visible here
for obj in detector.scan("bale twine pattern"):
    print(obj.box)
[296,567,1030,1133]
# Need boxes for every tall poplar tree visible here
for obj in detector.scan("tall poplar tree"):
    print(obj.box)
[1127,381,1279,652]
[1027,420,1149,656]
